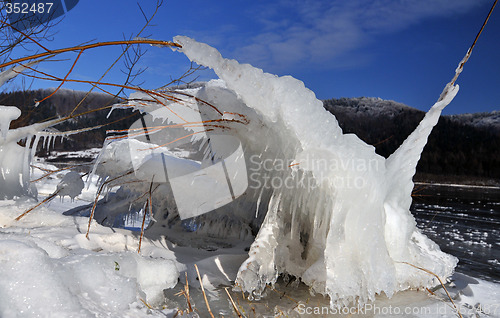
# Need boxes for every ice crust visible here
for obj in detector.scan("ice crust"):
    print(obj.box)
[0,60,40,88]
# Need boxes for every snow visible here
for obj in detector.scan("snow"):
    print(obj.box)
[446,110,500,133]
[0,200,181,317]
[3,193,498,317]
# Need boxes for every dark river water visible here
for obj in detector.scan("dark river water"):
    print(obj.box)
[411,182,500,283]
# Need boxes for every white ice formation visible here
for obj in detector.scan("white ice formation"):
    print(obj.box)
[0,106,68,200]
[88,36,459,307]
[0,77,89,199]
[0,105,38,199]
[0,106,21,139]
[0,60,40,88]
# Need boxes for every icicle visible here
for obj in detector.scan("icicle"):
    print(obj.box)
[52,134,57,149]
[43,135,50,151]
[255,187,263,218]
[198,137,208,151]
[30,134,41,163]
[106,107,115,119]
[20,135,36,197]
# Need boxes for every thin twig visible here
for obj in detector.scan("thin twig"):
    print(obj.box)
[69,1,163,116]
[138,200,148,254]
[224,287,243,318]
[139,298,153,310]
[266,285,299,304]
[15,189,60,221]
[185,272,193,313]
[448,0,498,87]
[0,19,52,53]
[30,163,92,183]
[399,262,463,318]
[36,49,84,104]
[194,264,215,318]
[175,272,194,313]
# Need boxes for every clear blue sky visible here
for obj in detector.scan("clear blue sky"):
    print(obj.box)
[10,0,500,115]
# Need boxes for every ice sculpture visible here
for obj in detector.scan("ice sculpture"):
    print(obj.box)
[173,36,458,306]
[88,36,459,307]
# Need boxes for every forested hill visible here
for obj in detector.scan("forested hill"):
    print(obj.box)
[0,88,498,183]
[324,97,499,183]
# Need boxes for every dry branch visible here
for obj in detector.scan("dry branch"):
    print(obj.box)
[0,39,181,70]
[15,189,61,221]
[194,264,215,318]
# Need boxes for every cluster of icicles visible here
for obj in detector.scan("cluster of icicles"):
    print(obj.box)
[0,106,72,200]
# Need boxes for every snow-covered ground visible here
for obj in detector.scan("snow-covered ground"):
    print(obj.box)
[0,164,247,317]
[0,157,499,317]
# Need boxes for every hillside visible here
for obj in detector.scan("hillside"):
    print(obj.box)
[324,97,500,183]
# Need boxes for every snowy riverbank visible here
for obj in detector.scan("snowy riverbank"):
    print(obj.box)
[0,164,499,317]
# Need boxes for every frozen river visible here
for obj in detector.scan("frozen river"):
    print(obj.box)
[412,183,500,283]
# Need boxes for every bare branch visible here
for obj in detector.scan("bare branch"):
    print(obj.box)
[0,39,181,70]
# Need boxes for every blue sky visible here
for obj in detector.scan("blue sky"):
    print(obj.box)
[8,0,500,115]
